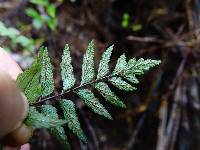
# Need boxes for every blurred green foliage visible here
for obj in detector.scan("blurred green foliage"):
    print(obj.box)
[26,0,57,31]
[0,21,44,52]
[121,13,143,32]
[0,21,34,51]
[132,23,142,32]
[121,13,130,28]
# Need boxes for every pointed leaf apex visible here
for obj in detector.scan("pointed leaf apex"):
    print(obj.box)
[40,47,54,97]
[61,44,76,90]
[97,44,114,79]
[81,40,95,84]
[113,54,127,74]
[64,44,69,49]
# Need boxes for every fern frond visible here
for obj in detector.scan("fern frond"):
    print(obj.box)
[40,47,54,97]
[97,45,113,79]
[60,99,87,142]
[41,105,71,150]
[81,40,95,85]
[25,107,67,128]
[61,44,76,90]
[95,82,126,108]
[109,77,136,91]
[17,41,161,149]
[16,64,41,103]
[77,89,112,119]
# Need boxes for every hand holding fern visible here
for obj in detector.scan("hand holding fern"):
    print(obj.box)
[0,47,32,149]
[15,41,160,149]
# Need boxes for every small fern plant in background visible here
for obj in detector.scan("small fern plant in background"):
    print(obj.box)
[0,21,35,52]
[16,40,161,149]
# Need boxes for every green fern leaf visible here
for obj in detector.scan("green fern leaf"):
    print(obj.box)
[95,82,126,108]
[25,107,67,128]
[97,45,114,79]
[16,64,42,103]
[113,54,127,74]
[77,89,112,119]
[40,47,54,97]
[41,105,71,150]
[60,44,76,90]
[81,40,95,84]
[60,99,87,142]
[109,77,136,91]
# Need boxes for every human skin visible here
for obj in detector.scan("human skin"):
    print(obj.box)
[0,47,31,150]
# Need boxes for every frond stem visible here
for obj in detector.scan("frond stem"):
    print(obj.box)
[32,61,140,106]
[32,73,118,106]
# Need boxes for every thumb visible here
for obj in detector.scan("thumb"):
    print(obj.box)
[0,72,28,138]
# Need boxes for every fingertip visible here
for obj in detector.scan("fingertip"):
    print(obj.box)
[20,144,30,150]
[2,144,30,150]
[0,48,22,80]
[2,124,33,147]
[0,73,28,138]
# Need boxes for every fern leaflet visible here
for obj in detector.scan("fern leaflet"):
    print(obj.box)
[97,45,113,79]
[77,89,112,119]
[40,47,54,97]
[113,54,127,74]
[41,105,71,150]
[16,64,41,103]
[81,40,95,85]
[95,82,126,108]
[109,77,137,91]
[60,99,87,142]
[60,44,76,90]
[25,107,67,128]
